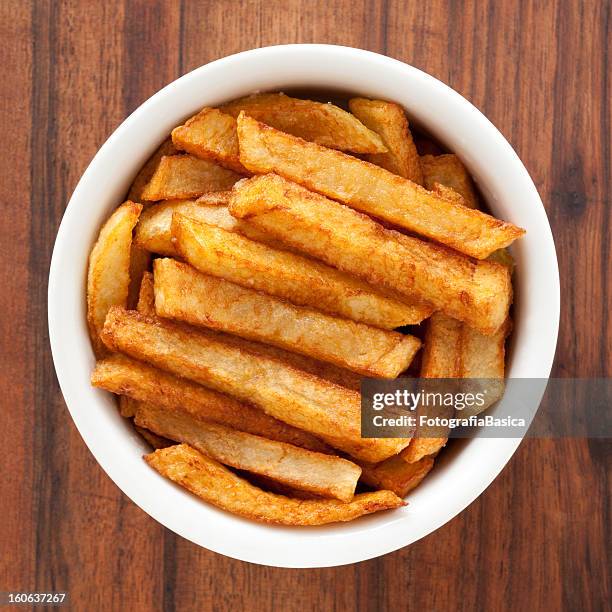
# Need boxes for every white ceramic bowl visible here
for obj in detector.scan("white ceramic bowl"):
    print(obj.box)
[48,44,560,568]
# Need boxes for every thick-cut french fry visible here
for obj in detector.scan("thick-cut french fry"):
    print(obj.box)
[141,155,241,201]
[137,271,155,315]
[135,198,209,256]
[154,258,421,377]
[457,318,510,417]
[421,313,510,378]
[134,424,173,449]
[172,108,247,174]
[401,438,447,463]
[101,308,409,462]
[135,403,361,501]
[461,322,509,378]
[236,114,525,258]
[223,93,387,153]
[402,313,460,463]
[229,175,512,335]
[87,201,143,356]
[92,354,331,453]
[128,137,177,202]
[359,455,434,497]
[422,154,515,267]
[145,444,404,525]
[401,437,447,464]
[172,214,431,328]
[421,154,479,209]
[349,98,423,184]
[126,244,151,309]
[420,313,463,378]
[134,198,275,256]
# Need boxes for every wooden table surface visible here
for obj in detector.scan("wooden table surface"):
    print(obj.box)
[1,1,609,610]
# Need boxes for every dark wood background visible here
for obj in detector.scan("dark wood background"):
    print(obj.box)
[1,1,609,610]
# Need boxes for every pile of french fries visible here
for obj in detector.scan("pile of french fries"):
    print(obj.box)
[87,92,524,526]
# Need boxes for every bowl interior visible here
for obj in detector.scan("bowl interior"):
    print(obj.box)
[48,45,559,568]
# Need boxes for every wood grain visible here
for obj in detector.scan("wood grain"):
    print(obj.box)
[0,1,609,610]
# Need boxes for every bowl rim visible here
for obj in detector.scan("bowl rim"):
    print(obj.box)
[48,43,560,568]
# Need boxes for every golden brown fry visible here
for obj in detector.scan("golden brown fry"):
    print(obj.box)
[141,155,241,201]
[145,444,404,525]
[423,154,514,267]
[154,258,421,377]
[359,455,434,497]
[457,318,510,417]
[136,271,155,316]
[134,424,173,449]
[135,403,361,501]
[421,154,479,209]
[134,198,275,256]
[403,313,461,462]
[418,277,509,381]
[101,308,409,462]
[87,201,143,356]
[171,108,247,174]
[223,93,387,153]
[126,245,151,309]
[135,199,203,256]
[420,313,463,378]
[229,174,512,335]
[92,353,331,453]
[172,214,431,329]
[128,137,177,202]
[349,98,423,184]
[236,113,525,258]
[401,438,447,463]
[401,438,447,465]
